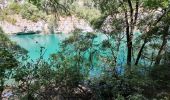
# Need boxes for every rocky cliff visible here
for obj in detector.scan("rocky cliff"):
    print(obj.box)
[0,15,93,34]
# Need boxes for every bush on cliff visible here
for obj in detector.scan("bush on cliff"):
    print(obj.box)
[20,2,46,22]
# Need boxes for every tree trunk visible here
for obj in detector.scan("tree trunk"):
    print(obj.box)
[126,0,133,68]
[135,39,147,65]
[125,11,132,67]
[154,26,169,65]
[0,68,5,99]
[134,0,139,25]
[134,9,168,65]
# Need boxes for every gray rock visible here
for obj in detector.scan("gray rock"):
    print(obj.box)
[0,15,94,34]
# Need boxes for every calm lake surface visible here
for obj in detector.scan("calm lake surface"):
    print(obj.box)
[9,34,66,60]
[9,34,111,60]
[9,34,126,77]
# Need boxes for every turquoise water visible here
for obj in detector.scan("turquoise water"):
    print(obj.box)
[9,34,111,60]
[9,34,126,63]
[10,34,66,60]
[9,34,126,77]
[9,34,107,76]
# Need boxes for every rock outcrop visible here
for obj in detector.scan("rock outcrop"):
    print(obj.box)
[101,8,163,33]
[0,15,93,34]
[56,16,93,33]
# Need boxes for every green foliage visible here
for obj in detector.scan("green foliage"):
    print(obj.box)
[70,3,101,22]
[91,15,107,29]
[150,63,170,90]
[3,31,170,99]
[0,27,21,97]
[55,62,84,87]
[11,32,96,99]
[13,53,85,99]
[0,48,18,97]
[29,0,70,16]
[144,0,169,9]
[20,2,46,22]
[28,0,42,8]
[0,1,47,22]
[7,2,22,14]
[94,0,120,15]
[0,8,17,24]
[86,63,159,99]
[128,94,147,100]
[1,0,170,99]
[0,49,18,69]
[0,2,22,16]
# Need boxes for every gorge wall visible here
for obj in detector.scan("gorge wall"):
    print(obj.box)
[0,15,93,34]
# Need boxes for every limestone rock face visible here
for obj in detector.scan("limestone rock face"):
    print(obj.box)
[0,15,93,34]
[0,15,46,34]
[101,8,164,33]
[56,16,93,34]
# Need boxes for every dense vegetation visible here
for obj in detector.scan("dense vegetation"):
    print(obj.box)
[0,0,170,100]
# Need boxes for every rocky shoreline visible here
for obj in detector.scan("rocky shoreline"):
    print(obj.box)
[0,15,93,35]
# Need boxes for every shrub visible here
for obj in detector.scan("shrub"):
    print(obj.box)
[70,3,101,23]
[150,64,170,90]
[0,9,17,24]
[91,15,107,29]
[0,2,46,22]
[20,2,46,22]
[128,94,147,100]
[8,2,22,14]
[0,7,10,21]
